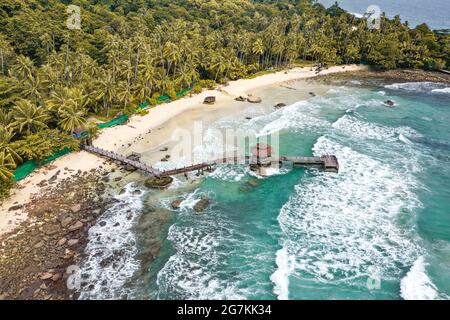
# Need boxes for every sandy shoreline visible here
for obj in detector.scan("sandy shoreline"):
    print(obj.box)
[0,64,366,237]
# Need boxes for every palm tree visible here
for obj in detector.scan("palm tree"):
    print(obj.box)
[94,70,116,117]
[175,63,199,88]
[0,127,21,166]
[0,151,15,181]
[132,79,147,105]
[0,35,15,76]
[252,38,265,68]
[153,67,169,95]
[21,75,44,105]
[39,33,54,61]
[117,80,133,112]
[163,41,181,76]
[57,99,87,132]
[9,99,48,135]
[0,109,11,126]
[11,55,34,80]
[139,56,156,97]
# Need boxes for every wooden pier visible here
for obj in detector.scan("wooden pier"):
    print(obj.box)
[82,145,162,176]
[81,145,339,177]
[282,155,339,172]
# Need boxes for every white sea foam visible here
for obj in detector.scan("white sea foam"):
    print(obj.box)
[431,87,450,94]
[270,248,295,300]
[255,101,329,136]
[272,136,421,291]
[156,215,252,299]
[332,114,420,142]
[177,189,202,211]
[400,256,441,300]
[385,82,441,92]
[398,133,413,145]
[79,183,144,299]
[210,164,249,181]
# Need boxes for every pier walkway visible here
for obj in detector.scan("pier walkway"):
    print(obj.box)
[82,145,339,176]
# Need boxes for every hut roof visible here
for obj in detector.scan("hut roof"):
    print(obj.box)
[73,127,87,134]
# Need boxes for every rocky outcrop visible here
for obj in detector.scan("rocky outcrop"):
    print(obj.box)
[247,95,262,103]
[235,96,246,102]
[194,198,210,213]
[203,96,216,104]
[274,103,286,109]
[171,198,184,210]
[0,172,112,300]
[384,100,395,107]
[144,176,173,189]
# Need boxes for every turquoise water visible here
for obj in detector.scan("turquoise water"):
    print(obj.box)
[79,80,450,300]
[319,0,450,30]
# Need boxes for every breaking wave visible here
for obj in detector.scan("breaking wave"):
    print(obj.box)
[79,183,144,299]
[400,256,442,300]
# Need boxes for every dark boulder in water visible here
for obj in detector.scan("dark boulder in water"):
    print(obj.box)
[145,176,173,189]
[171,198,184,209]
[384,100,395,107]
[247,178,260,187]
[194,198,210,213]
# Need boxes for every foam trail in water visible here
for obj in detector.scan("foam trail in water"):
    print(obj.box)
[270,248,295,300]
[432,87,450,94]
[332,115,420,142]
[400,256,441,300]
[272,136,421,297]
[251,100,329,137]
[385,82,447,93]
[79,183,143,299]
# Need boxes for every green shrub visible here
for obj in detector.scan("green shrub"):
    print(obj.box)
[167,87,177,100]
[192,84,202,94]
[148,98,158,106]
[198,79,216,90]
[14,129,79,162]
[137,109,149,116]
[0,178,13,201]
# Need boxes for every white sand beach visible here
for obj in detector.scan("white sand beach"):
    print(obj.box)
[0,64,366,236]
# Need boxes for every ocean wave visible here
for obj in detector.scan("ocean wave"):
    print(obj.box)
[332,114,420,142]
[156,215,253,299]
[272,137,421,294]
[400,256,441,300]
[79,183,144,299]
[255,101,329,136]
[210,164,250,182]
[385,82,443,92]
[431,87,450,94]
[270,248,295,300]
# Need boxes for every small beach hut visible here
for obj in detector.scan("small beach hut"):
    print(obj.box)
[251,143,272,159]
[72,127,88,139]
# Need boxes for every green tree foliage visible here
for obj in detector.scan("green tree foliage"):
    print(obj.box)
[9,99,48,135]
[13,129,79,162]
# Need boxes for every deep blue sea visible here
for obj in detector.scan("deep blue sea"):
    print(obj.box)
[319,0,450,30]
[78,79,450,300]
